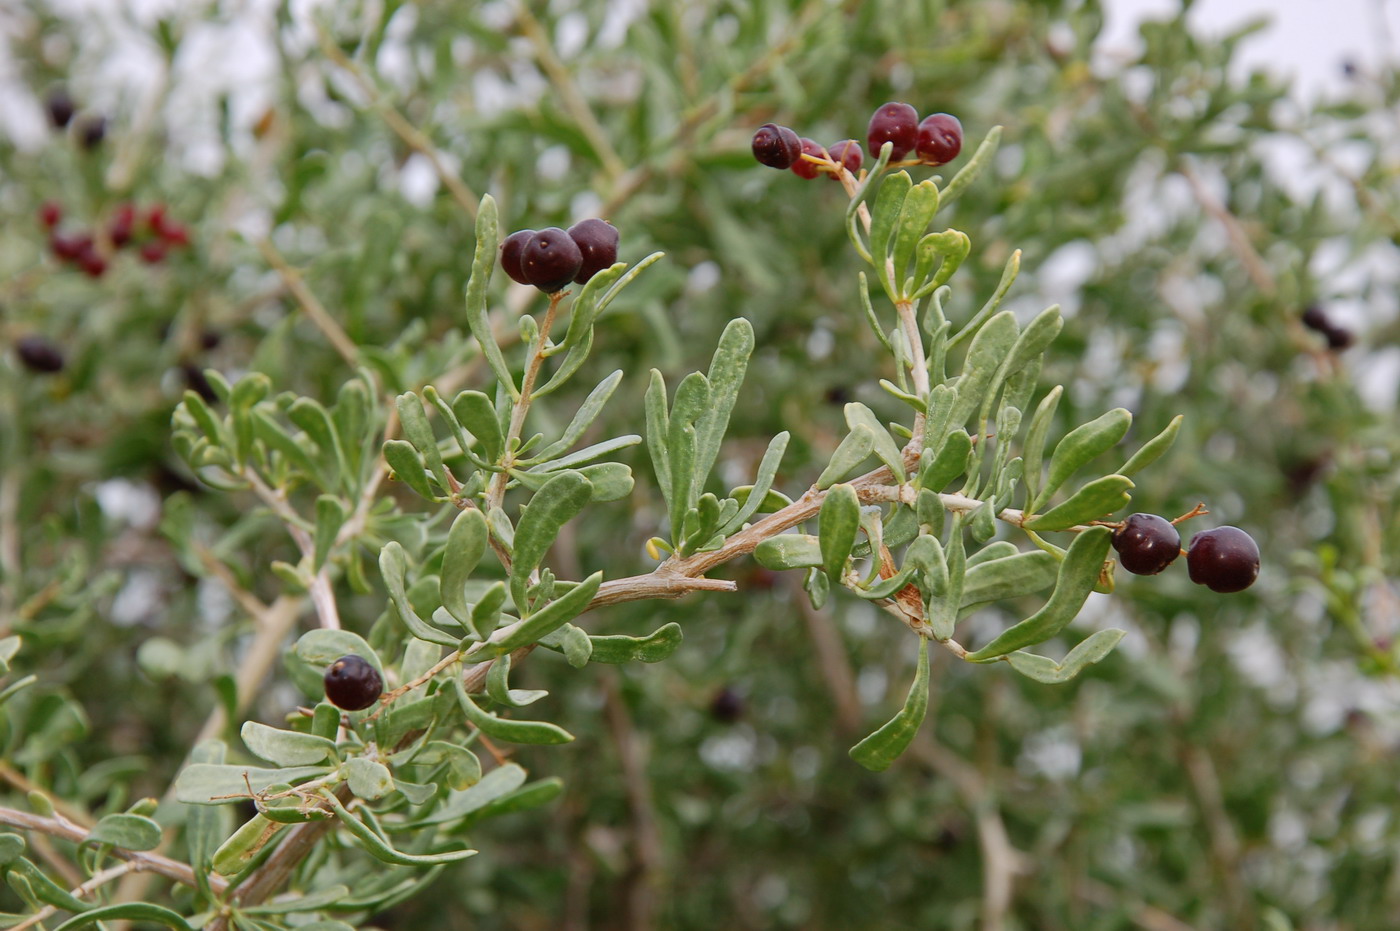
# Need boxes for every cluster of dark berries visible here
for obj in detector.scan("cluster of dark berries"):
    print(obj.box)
[500,219,619,293]
[45,86,106,151]
[13,335,66,374]
[1301,305,1354,351]
[323,654,383,711]
[42,201,190,277]
[1112,513,1260,593]
[751,103,963,180]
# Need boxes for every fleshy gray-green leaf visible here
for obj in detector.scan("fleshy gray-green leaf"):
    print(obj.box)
[849,638,930,772]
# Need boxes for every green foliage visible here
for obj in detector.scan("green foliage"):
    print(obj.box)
[2,0,1398,928]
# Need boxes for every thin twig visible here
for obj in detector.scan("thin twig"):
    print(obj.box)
[11,861,140,931]
[600,670,664,929]
[256,239,360,367]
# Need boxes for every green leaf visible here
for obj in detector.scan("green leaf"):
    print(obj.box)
[1021,385,1063,506]
[666,371,711,540]
[85,813,162,851]
[293,629,382,675]
[383,439,437,500]
[241,721,337,767]
[645,369,671,500]
[1120,414,1184,477]
[948,310,1018,428]
[1024,474,1134,531]
[346,757,395,800]
[252,411,323,488]
[243,885,353,915]
[819,484,861,585]
[488,571,602,653]
[463,195,518,398]
[324,793,476,865]
[844,403,907,482]
[441,508,489,632]
[0,833,24,865]
[381,542,460,647]
[1032,408,1132,511]
[524,435,640,473]
[753,534,824,570]
[527,370,624,462]
[870,170,913,294]
[849,638,930,772]
[472,581,508,635]
[891,180,940,296]
[462,777,564,825]
[396,392,449,489]
[486,652,549,707]
[693,318,755,491]
[918,430,973,492]
[312,495,346,570]
[509,471,592,611]
[588,623,684,664]
[721,432,790,533]
[401,763,527,828]
[174,764,330,804]
[1006,628,1127,683]
[960,549,1061,609]
[816,424,876,489]
[52,903,193,931]
[454,679,573,745]
[938,124,1002,208]
[966,527,1113,661]
[948,250,1020,352]
[452,390,504,464]
[855,534,942,599]
[288,398,347,487]
[180,390,224,444]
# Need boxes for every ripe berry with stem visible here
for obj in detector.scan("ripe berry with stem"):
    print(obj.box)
[500,229,536,285]
[568,218,619,284]
[1112,513,1180,576]
[916,113,963,165]
[791,138,829,180]
[1186,526,1260,593]
[827,139,864,178]
[323,655,384,711]
[867,102,919,162]
[752,123,802,169]
[522,228,583,293]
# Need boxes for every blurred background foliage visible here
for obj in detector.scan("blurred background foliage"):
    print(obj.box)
[2,0,1398,927]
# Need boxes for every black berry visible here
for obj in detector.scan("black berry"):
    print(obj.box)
[500,229,536,285]
[1324,325,1355,350]
[1186,526,1260,593]
[867,102,919,162]
[521,227,582,293]
[916,113,963,164]
[45,88,75,130]
[791,138,828,180]
[15,336,65,374]
[77,115,106,151]
[752,123,802,169]
[709,687,745,723]
[1112,513,1181,576]
[182,364,218,402]
[1300,305,1331,333]
[323,654,383,711]
[567,218,619,284]
[827,139,864,178]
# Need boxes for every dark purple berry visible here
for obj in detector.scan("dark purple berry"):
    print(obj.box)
[791,138,828,180]
[1324,325,1355,350]
[752,123,802,169]
[1300,305,1331,333]
[182,364,218,402]
[500,229,536,285]
[77,115,106,151]
[866,102,919,162]
[916,113,963,165]
[826,139,864,178]
[323,654,383,711]
[566,218,619,284]
[45,88,75,130]
[521,227,583,293]
[15,336,65,373]
[1187,526,1260,593]
[1112,513,1181,576]
[709,687,744,723]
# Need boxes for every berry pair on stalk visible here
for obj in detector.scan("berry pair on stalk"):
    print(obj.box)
[1112,512,1260,593]
[751,102,963,180]
[500,219,619,293]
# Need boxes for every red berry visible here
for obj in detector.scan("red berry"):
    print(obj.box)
[867,102,919,162]
[567,218,619,284]
[15,336,65,373]
[77,246,107,278]
[916,113,963,165]
[826,139,864,178]
[323,654,383,711]
[1111,513,1181,576]
[499,229,535,285]
[160,222,190,247]
[1186,526,1260,593]
[752,123,802,169]
[521,228,583,293]
[146,204,168,235]
[109,203,136,247]
[139,240,168,264]
[51,232,92,262]
[39,202,62,229]
[791,138,828,180]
